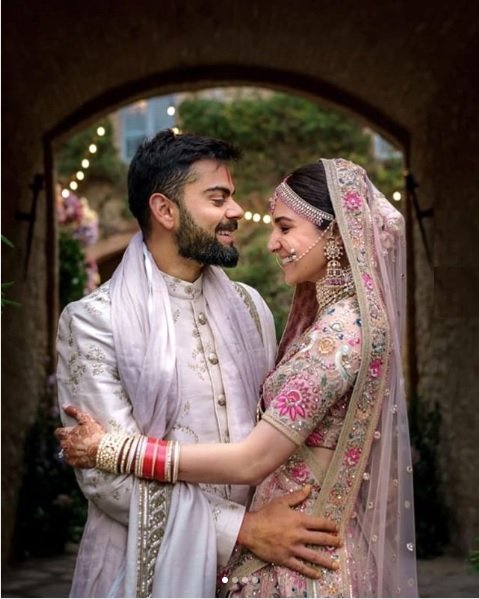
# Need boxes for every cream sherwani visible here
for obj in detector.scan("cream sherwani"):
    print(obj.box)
[56,268,276,597]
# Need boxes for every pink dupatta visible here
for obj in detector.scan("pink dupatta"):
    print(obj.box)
[278,159,417,597]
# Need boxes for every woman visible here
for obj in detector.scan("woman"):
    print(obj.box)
[56,158,417,597]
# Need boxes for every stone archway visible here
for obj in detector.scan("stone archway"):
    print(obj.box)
[3,0,478,558]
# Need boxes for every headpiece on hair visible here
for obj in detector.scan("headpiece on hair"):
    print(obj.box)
[270,180,335,228]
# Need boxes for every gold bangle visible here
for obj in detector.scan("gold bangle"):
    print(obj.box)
[96,433,128,473]
[165,441,173,482]
[172,441,180,484]
[125,435,141,474]
[135,436,147,478]
[119,435,135,474]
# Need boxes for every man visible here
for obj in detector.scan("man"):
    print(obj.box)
[56,130,339,597]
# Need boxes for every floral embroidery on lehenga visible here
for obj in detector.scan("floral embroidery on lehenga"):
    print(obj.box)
[261,297,361,449]
[218,297,362,598]
[219,158,409,598]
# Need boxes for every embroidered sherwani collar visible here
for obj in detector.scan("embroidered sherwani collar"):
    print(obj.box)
[160,270,203,300]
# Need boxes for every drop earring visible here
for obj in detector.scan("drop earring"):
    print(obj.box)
[316,225,354,314]
[324,232,345,289]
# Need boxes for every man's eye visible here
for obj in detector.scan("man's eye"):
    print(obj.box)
[212,198,225,206]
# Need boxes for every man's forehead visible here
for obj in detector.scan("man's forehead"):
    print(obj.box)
[190,159,234,191]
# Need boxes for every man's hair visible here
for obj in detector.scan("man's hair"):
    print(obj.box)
[128,129,241,234]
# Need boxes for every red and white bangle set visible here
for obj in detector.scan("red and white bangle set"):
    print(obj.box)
[96,433,180,483]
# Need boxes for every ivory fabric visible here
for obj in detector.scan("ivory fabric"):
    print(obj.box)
[56,236,276,597]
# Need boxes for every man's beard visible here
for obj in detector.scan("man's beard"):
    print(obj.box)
[176,204,240,267]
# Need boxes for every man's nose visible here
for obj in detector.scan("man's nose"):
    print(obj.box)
[225,198,244,220]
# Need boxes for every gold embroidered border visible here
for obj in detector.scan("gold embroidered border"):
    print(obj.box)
[136,479,172,597]
[232,282,262,340]
[303,159,391,597]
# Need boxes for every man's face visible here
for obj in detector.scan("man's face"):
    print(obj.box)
[176,160,244,267]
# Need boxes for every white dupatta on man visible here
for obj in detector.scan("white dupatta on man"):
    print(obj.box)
[56,233,276,597]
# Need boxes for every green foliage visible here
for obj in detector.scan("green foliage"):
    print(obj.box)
[178,92,403,202]
[56,118,127,185]
[2,233,14,248]
[231,228,293,339]
[470,541,479,572]
[1,281,21,309]
[13,401,87,558]
[1,234,20,309]
[179,91,404,334]
[59,231,87,308]
[408,395,450,558]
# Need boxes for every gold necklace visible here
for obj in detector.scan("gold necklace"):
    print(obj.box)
[315,266,355,316]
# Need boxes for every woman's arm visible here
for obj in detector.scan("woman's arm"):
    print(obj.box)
[178,419,296,486]
[57,300,362,487]
[56,406,296,486]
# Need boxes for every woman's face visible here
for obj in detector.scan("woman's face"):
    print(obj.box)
[267,198,329,286]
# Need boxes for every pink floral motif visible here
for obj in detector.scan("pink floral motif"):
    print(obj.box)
[306,429,325,446]
[275,389,306,421]
[362,272,374,290]
[344,191,362,212]
[290,463,310,484]
[348,336,360,347]
[344,446,361,467]
[369,358,382,378]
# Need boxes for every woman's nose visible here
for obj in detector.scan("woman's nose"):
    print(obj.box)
[267,232,281,253]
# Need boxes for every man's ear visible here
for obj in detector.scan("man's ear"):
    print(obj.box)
[149,193,178,230]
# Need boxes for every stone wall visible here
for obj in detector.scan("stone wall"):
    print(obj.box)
[2,0,478,558]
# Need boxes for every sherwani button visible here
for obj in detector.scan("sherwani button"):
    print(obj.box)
[217,394,226,406]
[208,352,219,364]
[198,312,207,325]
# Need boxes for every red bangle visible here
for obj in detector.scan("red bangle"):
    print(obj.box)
[142,437,158,479]
[152,440,169,481]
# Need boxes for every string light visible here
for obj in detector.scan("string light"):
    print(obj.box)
[243,210,273,225]
[167,106,176,116]
[393,191,402,202]
[60,117,277,230]
[61,123,106,199]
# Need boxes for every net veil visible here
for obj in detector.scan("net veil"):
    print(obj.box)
[277,158,417,597]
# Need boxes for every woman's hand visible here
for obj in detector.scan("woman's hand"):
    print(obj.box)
[54,406,106,469]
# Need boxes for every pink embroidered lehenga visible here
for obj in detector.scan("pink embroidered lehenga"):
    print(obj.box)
[218,159,417,598]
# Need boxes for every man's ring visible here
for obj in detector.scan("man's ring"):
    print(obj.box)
[58,448,65,459]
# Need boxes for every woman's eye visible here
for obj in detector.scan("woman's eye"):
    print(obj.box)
[280,227,290,234]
